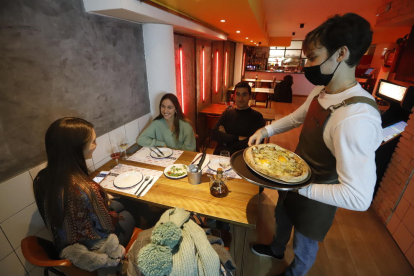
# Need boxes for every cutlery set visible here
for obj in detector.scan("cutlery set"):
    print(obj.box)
[150,147,165,158]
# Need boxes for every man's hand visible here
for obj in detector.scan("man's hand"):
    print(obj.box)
[219,125,226,133]
[248,128,269,146]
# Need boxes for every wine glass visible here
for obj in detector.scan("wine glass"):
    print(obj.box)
[219,150,230,170]
[119,142,129,160]
[110,149,122,170]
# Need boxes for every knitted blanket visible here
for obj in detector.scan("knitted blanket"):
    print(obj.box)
[60,233,125,276]
[127,208,222,276]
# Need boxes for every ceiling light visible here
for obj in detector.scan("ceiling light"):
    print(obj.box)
[246,37,249,39]
[250,40,253,42]
[220,20,225,22]
[236,31,240,33]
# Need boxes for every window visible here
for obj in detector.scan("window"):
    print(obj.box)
[268,41,306,67]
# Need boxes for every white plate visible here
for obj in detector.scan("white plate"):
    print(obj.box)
[164,164,188,179]
[113,171,143,189]
[192,155,210,170]
[208,159,232,172]
[150,147,173,159]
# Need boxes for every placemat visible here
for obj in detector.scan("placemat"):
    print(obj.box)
[100,164,163,197]
[127,147,183,168]
[191,153,241,179]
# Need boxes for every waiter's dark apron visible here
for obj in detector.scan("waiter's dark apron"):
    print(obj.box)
[280,95,379,241]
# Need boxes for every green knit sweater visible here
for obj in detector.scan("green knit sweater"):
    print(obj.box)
[137,118,196,151]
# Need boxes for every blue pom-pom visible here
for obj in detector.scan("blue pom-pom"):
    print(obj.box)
[138,244,172,276]
[151,221,182,249]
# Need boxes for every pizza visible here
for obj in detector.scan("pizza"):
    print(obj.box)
[244,143,310,183]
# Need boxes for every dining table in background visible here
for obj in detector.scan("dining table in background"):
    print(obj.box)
[91,147,260,274]
[227,86,275,108]
[242,78,280,88]
[199,103,276,122]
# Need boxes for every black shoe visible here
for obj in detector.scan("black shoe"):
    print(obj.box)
[251,244,284,260]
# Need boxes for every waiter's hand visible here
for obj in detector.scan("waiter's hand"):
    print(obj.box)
[219,125,226,133]
[248,128,269,146]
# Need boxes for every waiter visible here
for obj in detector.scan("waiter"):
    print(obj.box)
[248,13,383,276]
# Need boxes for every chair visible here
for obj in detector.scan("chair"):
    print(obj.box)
[252,92,269,108]
[206,114,220,140]
[21,227,143,276]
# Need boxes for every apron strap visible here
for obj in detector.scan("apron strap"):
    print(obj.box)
[328,96,380,114]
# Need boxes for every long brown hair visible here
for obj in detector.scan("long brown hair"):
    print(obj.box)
[40,117,106,228]
[154,93,193,140]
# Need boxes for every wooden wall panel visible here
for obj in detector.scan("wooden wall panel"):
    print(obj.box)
[174,34,196,129]
[196,39,213,146]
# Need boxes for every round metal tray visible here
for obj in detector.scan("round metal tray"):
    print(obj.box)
[230,150,314,191]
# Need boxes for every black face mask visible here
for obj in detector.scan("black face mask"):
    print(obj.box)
[304,52,341,86]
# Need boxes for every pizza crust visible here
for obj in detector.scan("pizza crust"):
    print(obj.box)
[244,144,309,183]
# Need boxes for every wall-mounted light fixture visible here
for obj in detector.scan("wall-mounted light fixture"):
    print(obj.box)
[225,51,228,87]
[202,46,205,102]
[179,44,185,113]
[215,49,219,93]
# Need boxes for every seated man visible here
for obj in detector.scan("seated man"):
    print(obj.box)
[211,81,265,155]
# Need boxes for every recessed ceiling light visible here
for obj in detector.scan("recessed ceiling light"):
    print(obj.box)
[246,37,249,39]
[220,20,225,22]
[236,31,240,33]
[250,40,253,42]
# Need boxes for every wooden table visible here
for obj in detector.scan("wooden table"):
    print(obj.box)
[200,104,276,122]
[92,149,259,274]
[92,150,259,229]
[242,78,280,88]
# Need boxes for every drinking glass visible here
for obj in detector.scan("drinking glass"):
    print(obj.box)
[119,142,129,160]
[219,150,230,170]
[110,149,122,170]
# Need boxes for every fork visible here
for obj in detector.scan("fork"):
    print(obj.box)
[134,176,150,195]
[136,177,154,197]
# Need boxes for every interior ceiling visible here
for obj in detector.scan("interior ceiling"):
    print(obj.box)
[149,0,384,46]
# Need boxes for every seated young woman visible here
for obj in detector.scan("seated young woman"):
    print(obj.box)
[137,93,196,151]
[33,118,135,265]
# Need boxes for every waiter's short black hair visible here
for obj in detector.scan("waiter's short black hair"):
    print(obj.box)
[234,81,252,95]
[302,13,372,67]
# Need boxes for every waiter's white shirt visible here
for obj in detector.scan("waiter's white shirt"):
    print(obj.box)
[265,84,383,211]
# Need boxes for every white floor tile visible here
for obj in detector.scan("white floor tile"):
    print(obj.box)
[0,227,13,261]
[29,266,45,276]
[0,252,27,275]
[28,163,47,181]
[92,133,112,164]
[1,203,45,249]
[125,118,139,144]
[0,172,35,223]
[29,266,46,276]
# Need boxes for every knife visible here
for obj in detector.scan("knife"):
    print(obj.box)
[154,146,165,157]
[149,147,162,157]
[136,177,154,197]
